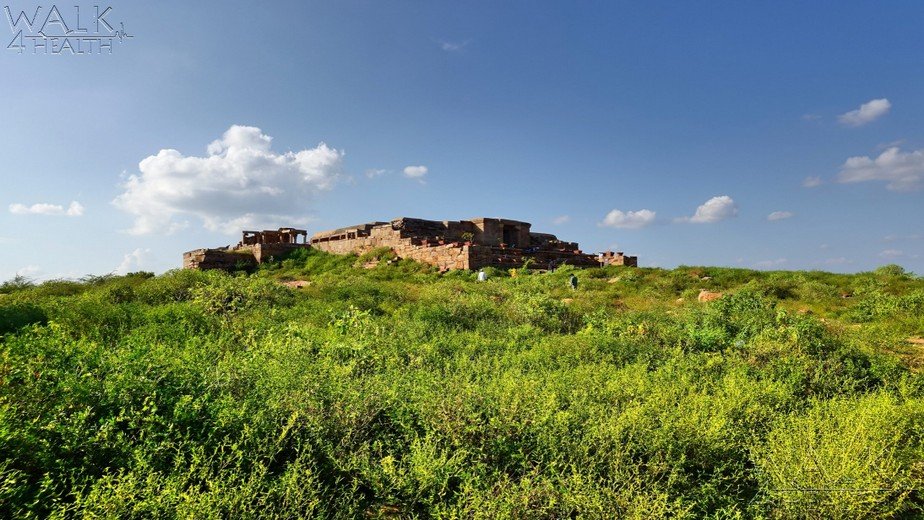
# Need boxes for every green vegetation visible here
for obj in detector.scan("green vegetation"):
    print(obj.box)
[1,251,923,518]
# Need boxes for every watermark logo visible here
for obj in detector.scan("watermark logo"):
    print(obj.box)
[5,5,132,54]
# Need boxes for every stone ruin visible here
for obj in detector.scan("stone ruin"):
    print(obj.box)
[598,250,638,268]
[310,217,637,271]
[182,228,309,270]
[183,217,638,272]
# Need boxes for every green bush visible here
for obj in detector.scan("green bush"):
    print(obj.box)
[0,304,47,335]
[754,394,924,519]
[0,262,922,517]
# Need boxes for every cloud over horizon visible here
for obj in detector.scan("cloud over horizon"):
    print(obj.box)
[600,209,656,229]
[678,196,738,223]
[113,125,344,235]
[837,146,924,191]
[9,201,84,217]
[838,98,891,127]
[114,248,150,274]
[767,211,793,221]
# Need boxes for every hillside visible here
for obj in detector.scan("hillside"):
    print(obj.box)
[1,249,923,518]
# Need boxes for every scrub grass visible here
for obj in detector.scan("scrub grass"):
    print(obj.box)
[1,254,922,518]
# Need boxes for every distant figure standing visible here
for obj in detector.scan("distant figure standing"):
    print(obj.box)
[569,274,578,290]
[477,269,487,282]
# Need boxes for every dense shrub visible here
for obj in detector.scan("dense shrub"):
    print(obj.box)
[0,259,922,518]
[0,304,46,335]
[754,394,924,519]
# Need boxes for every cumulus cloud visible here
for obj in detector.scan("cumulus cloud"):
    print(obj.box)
[677,196,738,224]
[365,168,388,178]
[403,165,428,179]
[767,211,793,221]
[802,176,823,188]
[837,146,924,191]
[113,125,344,235]
[552,215,570,225]
[114,248,150,274]
[838,98,891,127]
[600,209,656,229]
[9,201,84,217]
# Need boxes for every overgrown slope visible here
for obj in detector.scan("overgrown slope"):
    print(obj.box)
[1,251,923,518]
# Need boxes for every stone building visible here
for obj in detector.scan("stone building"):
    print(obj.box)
[183,218,639,272]
[310,217,611,272]
[182,228,309,270]
[598,250,638,268]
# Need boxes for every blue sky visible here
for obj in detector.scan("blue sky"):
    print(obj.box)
[1,0,922,280]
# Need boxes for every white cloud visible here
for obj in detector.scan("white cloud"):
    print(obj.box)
[600,209,656,229]
[403,165,428,179]
[115,248,150,274]
[838,98,891,127]
[879,249,904,259]
[439,40,469,52]
[113,125,344,235]
[878,139,905,150]
[802,176,823,188]
[755,258,787,269]
[767,211,793,221]
[16,265,40,277]
[837,146,924,191]
[9,201,84,217]
[552,215,570,225]
[365,168,388,178]
[677,196,738,224]
[884,234,922,242]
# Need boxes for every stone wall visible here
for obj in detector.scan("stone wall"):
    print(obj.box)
[251,243,311,263]
[467,245,599,270]
[182,244,311,270]
[309,216,631,272]
[598,251,638,267]
[185,219,639,272]
[182,249,257,270]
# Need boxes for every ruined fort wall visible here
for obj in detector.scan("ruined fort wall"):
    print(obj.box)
[467,245,600,271]
[302,217,639,272]
[599,252,639,268]
[251,243,311,263]
[399,243,471,271]
[312,226,473,271]
[312,232,398,256]
[183,249,257,270]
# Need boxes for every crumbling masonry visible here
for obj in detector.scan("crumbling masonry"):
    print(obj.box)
[183,217,637,272]
[310,217,638,271]
[182,228,309,270]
